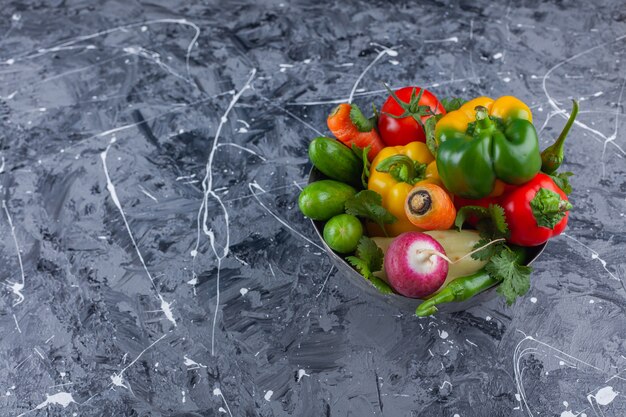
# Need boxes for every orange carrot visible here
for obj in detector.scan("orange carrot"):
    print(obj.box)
[404,183,456,230]
[327,103,385,161]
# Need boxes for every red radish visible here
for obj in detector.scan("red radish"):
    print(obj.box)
[384,232,449,298]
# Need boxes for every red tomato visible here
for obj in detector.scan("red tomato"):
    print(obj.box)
[378,86,446,146]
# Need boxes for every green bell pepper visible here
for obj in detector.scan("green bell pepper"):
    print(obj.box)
[435,96,542,199]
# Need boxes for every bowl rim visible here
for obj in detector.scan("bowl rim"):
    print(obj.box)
[307,166,547,308]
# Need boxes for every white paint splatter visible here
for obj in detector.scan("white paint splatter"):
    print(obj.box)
[17,392,75,417]
[530,297,537,303]
[264,390,274,401]
[438,330,449,339]
[493,52,503,59]
[297,369,310,382]
[485,316,492,321]
[592,386,619,405]
[239,288,249,296]
[181,390,186,403]
[183,355,207,369]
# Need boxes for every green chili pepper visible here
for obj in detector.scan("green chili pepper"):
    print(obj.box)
[415,246,527,316]
[541,100,579,175]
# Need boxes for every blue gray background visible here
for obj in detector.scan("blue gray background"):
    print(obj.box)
[0,0,625,416]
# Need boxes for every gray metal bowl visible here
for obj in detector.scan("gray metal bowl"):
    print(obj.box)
[308,167,547,313]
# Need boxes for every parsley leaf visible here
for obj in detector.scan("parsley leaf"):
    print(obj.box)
[486,249,532,305]
[440,97,467,112]
[549,171,573,195]
[471,237,501,261]
[351,144,371,188]
[455,204,509,238]
[344,190,396,236]
[489,204,509,238]
[454,206,489,231]
[346,236,392,294]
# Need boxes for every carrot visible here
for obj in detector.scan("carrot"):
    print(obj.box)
[404,183,456,230]
[327,103,385,161]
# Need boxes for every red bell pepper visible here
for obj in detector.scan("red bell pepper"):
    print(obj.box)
[455,173,572,246]
[500,173,571,246]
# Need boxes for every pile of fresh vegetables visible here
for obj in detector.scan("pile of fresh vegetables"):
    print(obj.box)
[298,84,578,316]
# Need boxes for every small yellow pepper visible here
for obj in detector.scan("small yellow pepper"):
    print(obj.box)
[367,142,441,236]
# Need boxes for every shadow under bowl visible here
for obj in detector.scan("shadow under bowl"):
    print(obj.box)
[308,167,547,313]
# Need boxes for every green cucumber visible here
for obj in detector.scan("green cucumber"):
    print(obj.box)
[298,180,356,221]
[309,137,362,186]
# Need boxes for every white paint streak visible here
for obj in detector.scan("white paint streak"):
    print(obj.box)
[423,36,458,43]
[13,314,21,333]
[213,388,233,417]
[348,43,397,104]
[248,181,325,252]
[110,332,168,389]
[216,142,267,161]
[264,390,274,401]
[542,34,626,162]
[316,266,335,298]
[465,339,477,347]
[3,200,25,306]
[288,77,480,106]
[514,331,603,416]
[191,69,256,357]
[138,185,158,202]
[101,141,176,326]
[561,233,620,282]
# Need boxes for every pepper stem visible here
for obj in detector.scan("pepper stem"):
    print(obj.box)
[375,155,427,185]
[541,100,579,175]
[474,106,492,130]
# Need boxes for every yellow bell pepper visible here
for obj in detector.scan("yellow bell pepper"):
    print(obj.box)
[367,142,440,237]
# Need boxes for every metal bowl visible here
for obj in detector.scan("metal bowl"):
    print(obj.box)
[308,167,547,312]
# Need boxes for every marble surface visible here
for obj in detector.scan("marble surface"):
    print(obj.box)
[0,0,625,416]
